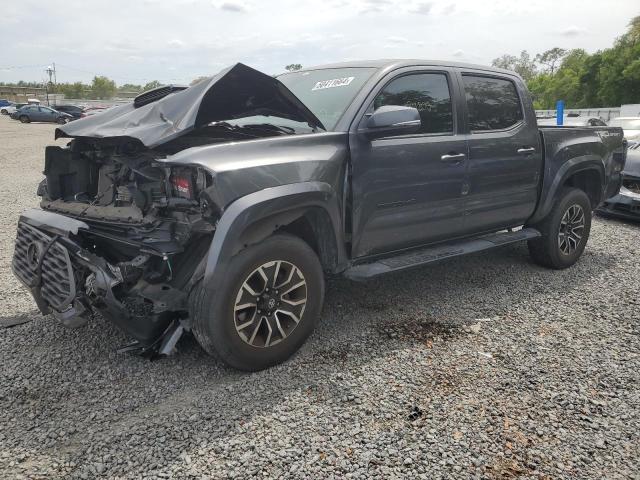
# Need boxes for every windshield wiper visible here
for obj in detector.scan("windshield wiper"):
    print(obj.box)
[240,123,297,135]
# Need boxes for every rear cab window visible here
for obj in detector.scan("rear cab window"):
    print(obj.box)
[462,75,523,132]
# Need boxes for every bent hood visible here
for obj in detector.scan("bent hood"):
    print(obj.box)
[55,63,325,148]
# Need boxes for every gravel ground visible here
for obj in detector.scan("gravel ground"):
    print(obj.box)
[0,115,638,480]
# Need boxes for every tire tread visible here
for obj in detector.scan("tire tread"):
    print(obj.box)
[189,233,324,371]
[527,187,592,269]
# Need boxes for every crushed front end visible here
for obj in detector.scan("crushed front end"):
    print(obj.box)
[11,62,328,354]
[12,138,218,352]
[599,174,640,220]
[599,146,640,221]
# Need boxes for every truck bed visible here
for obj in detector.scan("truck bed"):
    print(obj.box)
[532,126,627,224]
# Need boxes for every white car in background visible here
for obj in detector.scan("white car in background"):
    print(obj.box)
[0,103,27,115]
[608,117,640,145]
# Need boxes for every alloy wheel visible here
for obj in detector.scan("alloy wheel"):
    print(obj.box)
[558,204,585,255]
[233,260,307,348]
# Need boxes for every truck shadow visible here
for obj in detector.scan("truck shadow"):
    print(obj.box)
[0,241,620,474]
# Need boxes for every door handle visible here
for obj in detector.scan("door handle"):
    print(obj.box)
[440,153,466,162]
[517,147,536,155]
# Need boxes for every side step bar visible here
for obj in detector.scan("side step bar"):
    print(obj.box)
[344,228,541,281]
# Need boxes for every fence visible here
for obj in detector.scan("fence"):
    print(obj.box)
[535,107,622,121]
[52,98,131,108]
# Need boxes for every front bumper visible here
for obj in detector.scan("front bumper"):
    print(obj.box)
[11,209,181,345]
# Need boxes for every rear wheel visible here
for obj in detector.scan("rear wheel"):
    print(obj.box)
[0,109,7,115]
[191,234,325,371]
[527,187,592,269]
[19,115,30,123]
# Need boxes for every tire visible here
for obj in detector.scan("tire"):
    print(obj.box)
[19,115,30,123]
[190,233,325,371]
[527,187,592,269]
[56,117,68,124]
[0,109,7,115]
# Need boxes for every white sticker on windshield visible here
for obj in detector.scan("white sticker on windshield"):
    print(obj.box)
[312,77,355,91]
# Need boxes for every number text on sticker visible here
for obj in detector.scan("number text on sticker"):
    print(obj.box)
[312,77,355,91]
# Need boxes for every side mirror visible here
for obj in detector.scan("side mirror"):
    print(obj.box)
[360,105,421,139]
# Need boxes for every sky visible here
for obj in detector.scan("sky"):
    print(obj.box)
[1,0,638,85]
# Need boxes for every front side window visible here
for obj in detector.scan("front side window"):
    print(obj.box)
[462,75,523,131]
[374,73,453,135]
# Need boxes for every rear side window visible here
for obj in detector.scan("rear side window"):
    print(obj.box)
[374,73,453,135]
[462,75,523,131]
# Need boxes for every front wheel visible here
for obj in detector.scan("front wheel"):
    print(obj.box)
[191,234,325,371]
[0,109,7,115]
[527,187,592,269]
[19,115,30,123]
[56,117,69,124]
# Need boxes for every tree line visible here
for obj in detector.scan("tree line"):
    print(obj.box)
[0,63,307,100]
[0,64,305,100]
[492,16,639,109]
[0,77,164,100]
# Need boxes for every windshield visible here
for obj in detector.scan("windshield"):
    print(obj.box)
[610,118,640,130]
[277,67,377,130]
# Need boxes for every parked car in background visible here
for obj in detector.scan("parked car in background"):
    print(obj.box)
[608,117,640,145]
[0,99,12,108]
[83,106,110,117]
[52,105,85,120]
[599,144,640,220]
[537,115,608,127]
[11,60,626,370]
[1,103,27,115]
[10,105,73,124]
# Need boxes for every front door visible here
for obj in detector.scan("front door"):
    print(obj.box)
[40,107,57,122]
[350,69,469,258]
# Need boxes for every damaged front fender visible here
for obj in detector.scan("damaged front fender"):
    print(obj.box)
[201,181,347,297]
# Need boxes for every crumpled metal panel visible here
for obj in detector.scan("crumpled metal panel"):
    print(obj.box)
[55,63,324,148]
[623,148,640,177]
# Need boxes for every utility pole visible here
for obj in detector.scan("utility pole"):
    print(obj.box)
[45,65,54,106]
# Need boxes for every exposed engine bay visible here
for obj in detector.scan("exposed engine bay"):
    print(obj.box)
[16,138,215,350]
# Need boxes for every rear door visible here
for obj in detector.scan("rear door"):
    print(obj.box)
[35,107,49,121]
[458,71,542,233]
[349,67,469,257]
[22,106,37,119]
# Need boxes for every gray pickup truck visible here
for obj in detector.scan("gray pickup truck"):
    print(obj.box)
[12,60,626,370]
